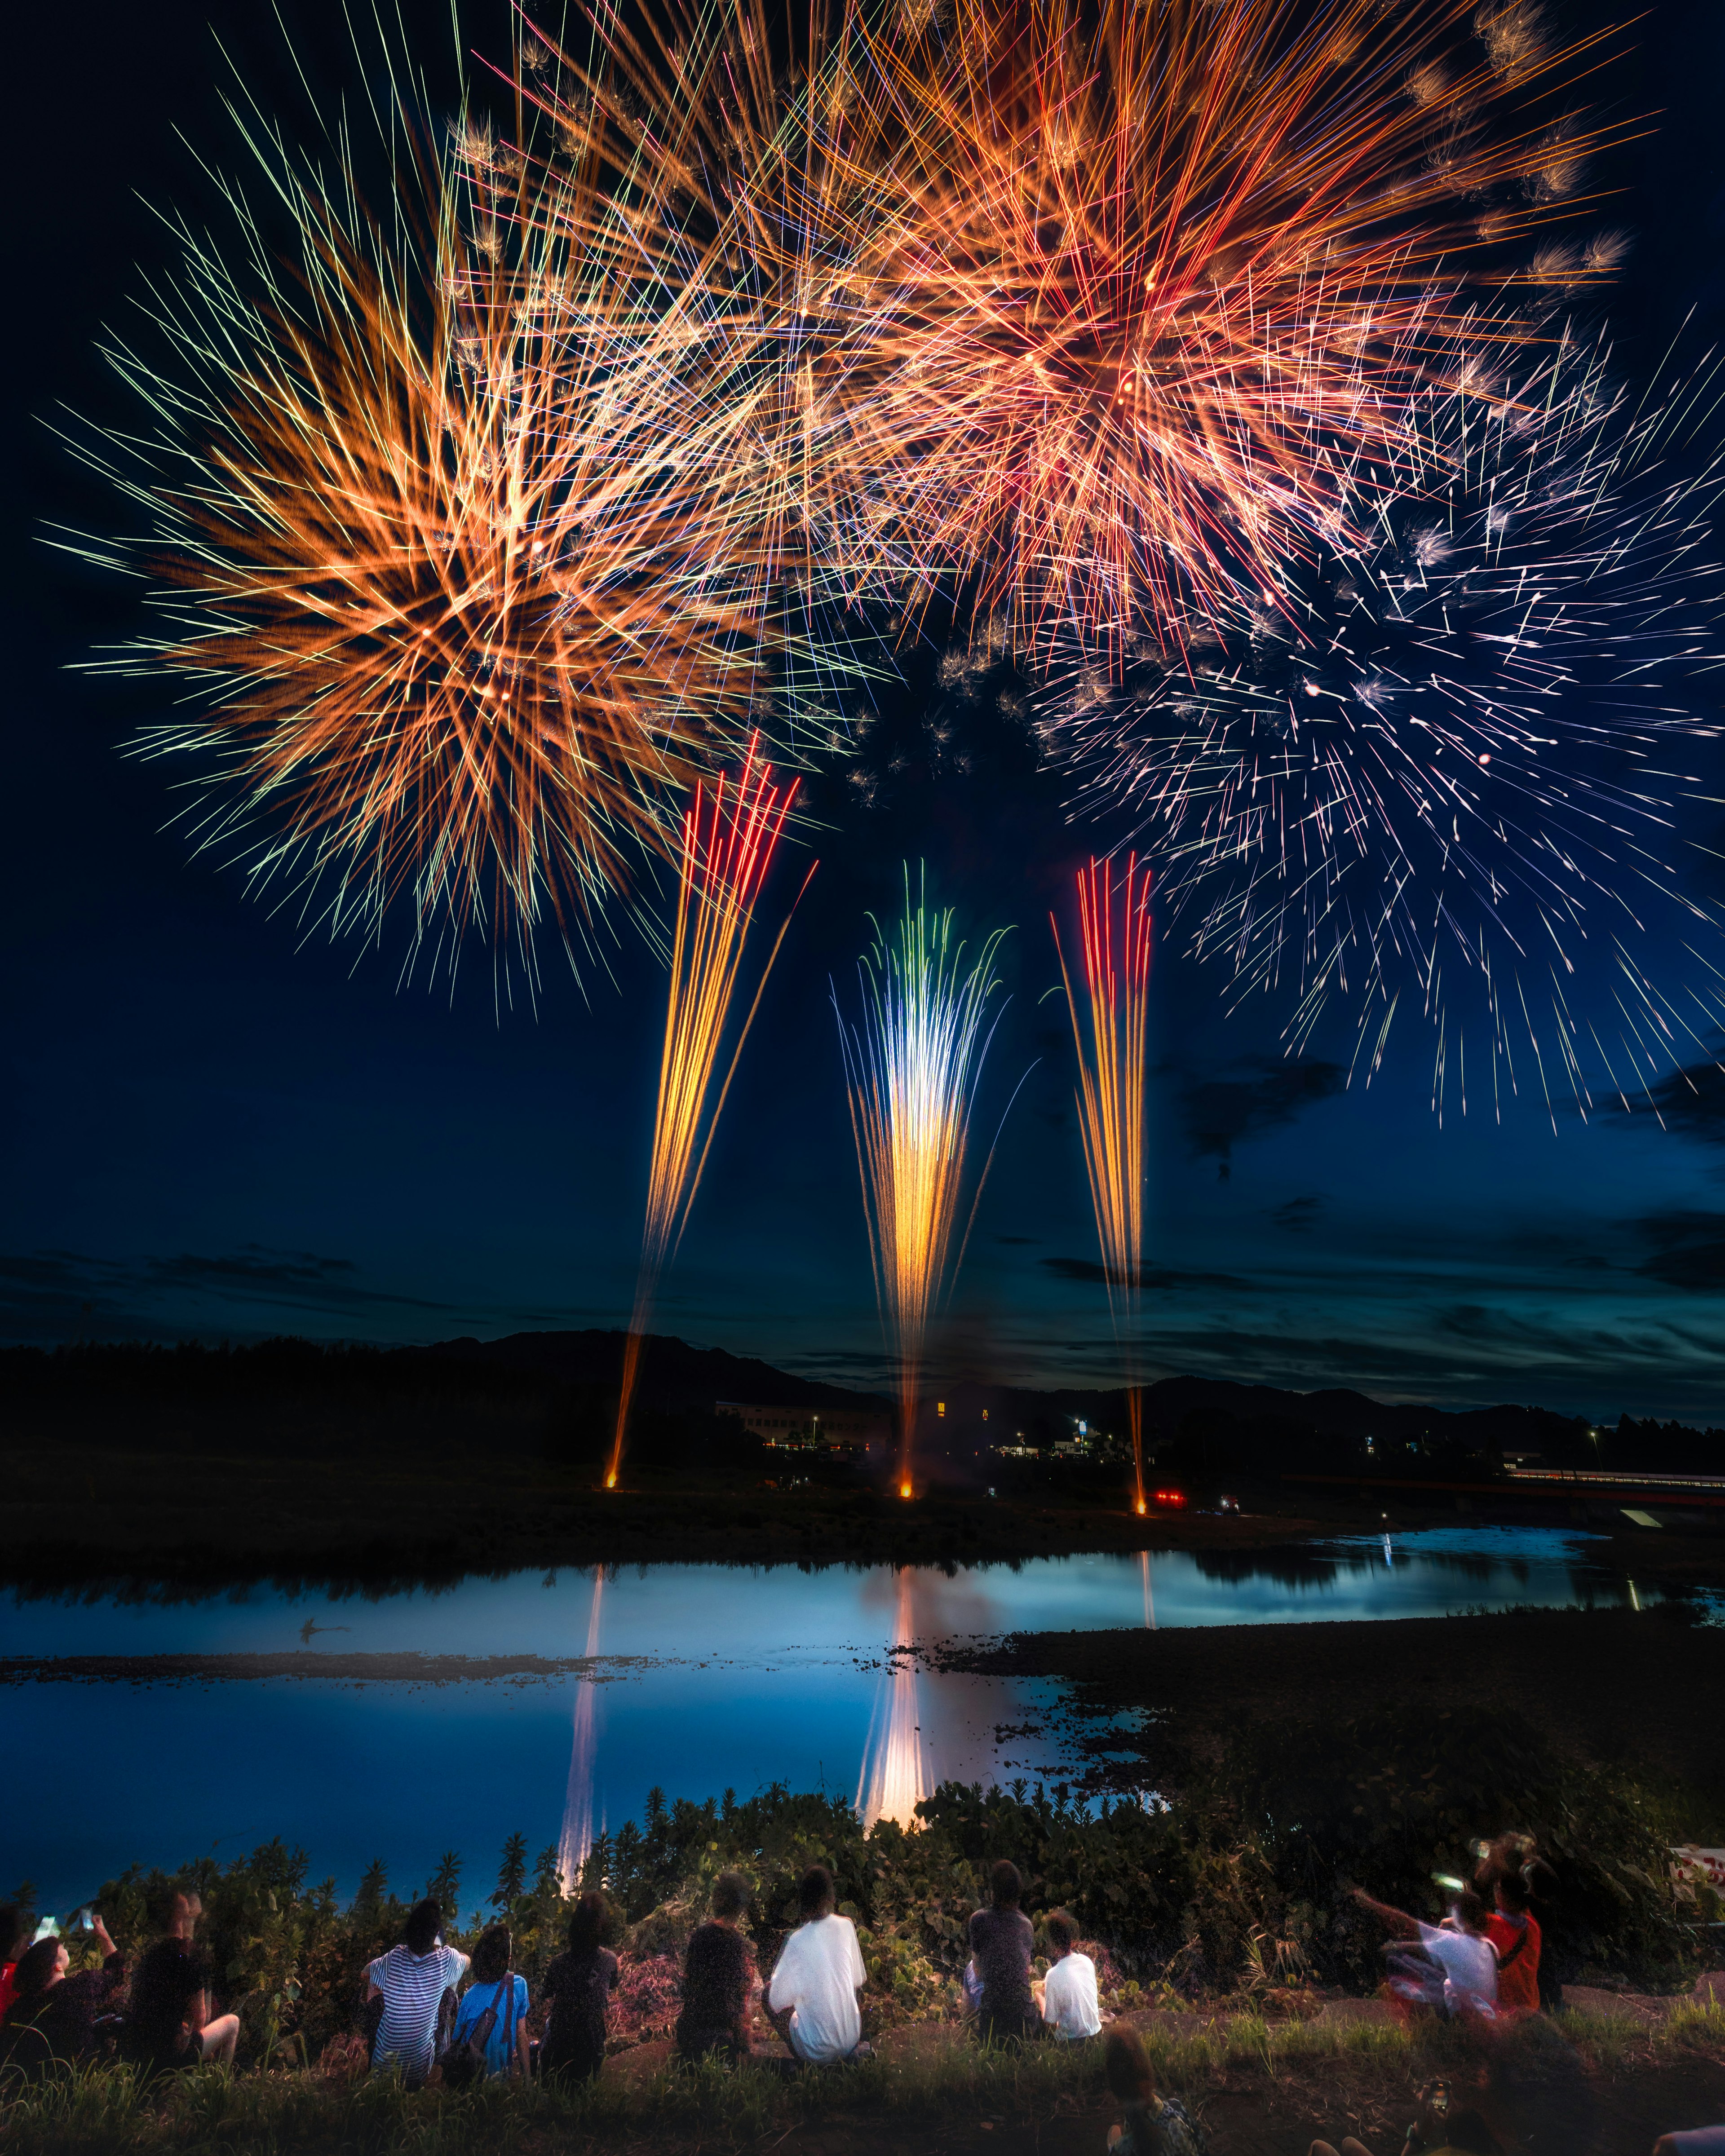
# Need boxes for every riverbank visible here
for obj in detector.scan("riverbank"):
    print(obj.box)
[0,1440,1344,1589]
[924,1599,1725,1818]
[9,1437,1724,1592]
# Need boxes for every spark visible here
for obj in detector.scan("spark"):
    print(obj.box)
[606,738,809,1487]
[834,867,1010,1493]
[762,0,1637,655]
[1053,857,1153,1514]
[1043,326,1725,1114]
[56,34,780,993]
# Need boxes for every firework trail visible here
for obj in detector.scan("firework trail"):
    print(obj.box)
[759,0,1636,655]
[1053,857,1154,1512]
[834,868,1010,1493]
[606,738,809,1486]
[1044,326,1725,1121]
[857,1568,929,1830]
[557,1570,606,1890]
[57,33,779,991]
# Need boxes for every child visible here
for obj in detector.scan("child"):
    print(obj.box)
[1038,1910,1101,2041]
[1104,2025,1207,2155]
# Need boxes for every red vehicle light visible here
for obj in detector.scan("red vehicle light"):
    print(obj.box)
[1153,1488,1187,1508]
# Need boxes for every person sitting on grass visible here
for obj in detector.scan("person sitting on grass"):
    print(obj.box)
[1038,1910,1101,2041]
[1103,2024,1206,2155]
[1349,1884,1498,2020]
[676,1871,758,2067]
[120,1892,239,2078]
[451,1923,529,2080]
[968,1860,1037,2045]
[1479,1868,1540,2019]
[0,1917,126,2077]
[540,1893,620,2083]
[764,1864,871,2065]
[364,1898,468,2088]
[0,1908,34,2024]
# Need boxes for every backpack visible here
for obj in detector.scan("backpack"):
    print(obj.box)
[437,1978,512,2090]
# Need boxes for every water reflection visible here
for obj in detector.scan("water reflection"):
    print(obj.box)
[1,1529,1654,1908]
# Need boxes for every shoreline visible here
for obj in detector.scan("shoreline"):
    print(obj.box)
[9,1439,1724,1593]
[923,1599,1725,1814]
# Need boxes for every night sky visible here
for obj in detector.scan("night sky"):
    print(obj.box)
[9,0,1725,1422]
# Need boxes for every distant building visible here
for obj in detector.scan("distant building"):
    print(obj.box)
[716,1401,889,1450]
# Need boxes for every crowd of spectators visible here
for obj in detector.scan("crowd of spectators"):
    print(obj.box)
[1,1832,1720,2154]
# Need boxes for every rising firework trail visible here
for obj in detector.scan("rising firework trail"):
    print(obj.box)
[606,739,809,1487]
[834,869,1010,1494]
[1044,326,1725,1120]
[1053,857,1154,1512]
[56,28,780,994]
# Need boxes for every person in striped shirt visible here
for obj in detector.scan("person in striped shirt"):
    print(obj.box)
[364,1900,468,2086]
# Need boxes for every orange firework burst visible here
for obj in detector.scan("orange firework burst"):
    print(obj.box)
[775,0,1635,652]
[1053,857,1154,1513]
[66,44,775,985]
[606,738,807,1487]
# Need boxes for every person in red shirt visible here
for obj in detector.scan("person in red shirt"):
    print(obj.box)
[0,1906,35,2024]
[1482,1869,1541,2016]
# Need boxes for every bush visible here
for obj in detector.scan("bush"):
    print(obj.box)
[61,1700,1699,2072]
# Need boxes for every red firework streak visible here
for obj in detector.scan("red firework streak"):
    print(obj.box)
[1053,857,1154,1514]
[606,738,811,1488]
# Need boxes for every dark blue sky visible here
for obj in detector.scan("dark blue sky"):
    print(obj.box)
[9,0,1725,1421]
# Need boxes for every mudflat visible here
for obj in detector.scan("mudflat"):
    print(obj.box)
[926,1599,1725,1802]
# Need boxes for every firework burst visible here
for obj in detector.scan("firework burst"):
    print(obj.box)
[834,868,1009,1492]
[1044,327,1725,1118]
[1053,857,1153,1511]
[771,0,1636,654]
[607,738,807,1487]
[59,44,775,990]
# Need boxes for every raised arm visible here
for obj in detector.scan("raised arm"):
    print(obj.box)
[1349,1886,1420,1941]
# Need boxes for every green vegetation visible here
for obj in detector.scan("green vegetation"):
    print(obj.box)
[3,2005,1721,2156]
[17,1697,1703,2086]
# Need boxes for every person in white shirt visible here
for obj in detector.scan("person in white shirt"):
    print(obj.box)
[765,1864,871,2063]
[1038,1909,1102,2040]
[365,1898,470,2085]
[1349,1884,1498,2020]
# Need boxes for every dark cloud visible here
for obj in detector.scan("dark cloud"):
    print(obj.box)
[0,1245,460,1342]
[1272,1197,1324,1233]
[1181,1060,1347,1178]
[1040,1256,1251,1291]
[1636,1059,1725,1143]
[994,1235,1039,1246]
[1634,1211,1725,1291]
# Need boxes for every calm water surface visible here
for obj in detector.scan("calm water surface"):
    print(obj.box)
[1,1527,1648,1908]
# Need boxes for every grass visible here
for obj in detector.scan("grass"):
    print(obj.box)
[5,2010,1720,2156]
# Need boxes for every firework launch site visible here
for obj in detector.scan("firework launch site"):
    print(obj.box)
[7,1329,1725,1589]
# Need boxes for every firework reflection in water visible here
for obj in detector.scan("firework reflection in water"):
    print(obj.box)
[558,1571,606,1890]
[858,1569,929,1830]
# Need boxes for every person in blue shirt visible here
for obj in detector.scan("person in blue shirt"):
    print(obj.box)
[452,1924,529,2081]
